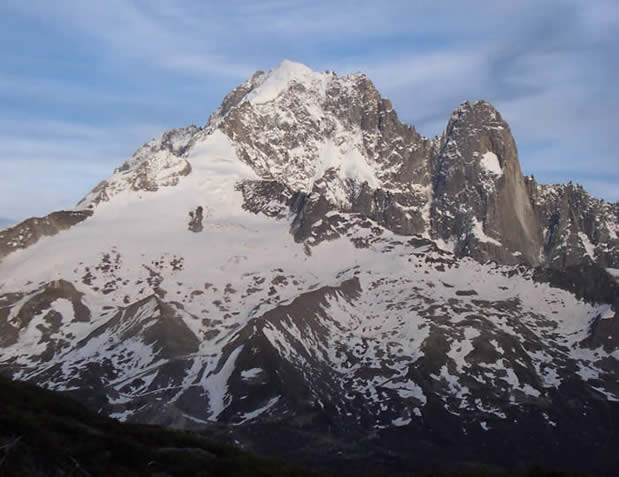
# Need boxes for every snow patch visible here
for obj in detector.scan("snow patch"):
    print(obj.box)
[312,137,381,195]
[578,232,595,259]
[110,409,135,422]
[245,60,316,105]
[392,416,412,427]
[238,396,280,423]
[471,218,502,247]
[448,327,479,372]
[202,346,244,420]
[480,151,503,176]
[188,130,258,182]
[50,298,75,324]
[241,368,263,379]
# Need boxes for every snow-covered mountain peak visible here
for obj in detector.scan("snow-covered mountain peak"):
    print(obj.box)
[208,61,369,124]
[240,60,372,107]
[242,60,322,105]
[78,61,388,211]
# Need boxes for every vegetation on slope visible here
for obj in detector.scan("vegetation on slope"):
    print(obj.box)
[0,374,597,477]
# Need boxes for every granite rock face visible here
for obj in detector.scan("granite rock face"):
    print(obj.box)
[78,126,199,208]
[431,101,543,266]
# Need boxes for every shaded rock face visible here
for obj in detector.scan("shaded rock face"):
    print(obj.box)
[431,101,542,266]
[533,264,619,352]
[0,210,92,263]
[236,180,295,219]
[1,290,201,417]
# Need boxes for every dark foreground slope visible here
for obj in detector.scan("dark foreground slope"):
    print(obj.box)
[0,375,606,477]
[0,374,314,477]
[203,395,619,477]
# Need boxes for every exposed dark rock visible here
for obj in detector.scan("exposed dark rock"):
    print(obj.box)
[236,180,295,218]
[0,210,92,263]
[188,206,204,232]
[528,180,619,270]
[218,74,616,271]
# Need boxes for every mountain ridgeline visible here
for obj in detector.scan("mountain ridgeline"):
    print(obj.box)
[0,61,617,474]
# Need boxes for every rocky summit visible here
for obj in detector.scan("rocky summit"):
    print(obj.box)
[0,60,617,474]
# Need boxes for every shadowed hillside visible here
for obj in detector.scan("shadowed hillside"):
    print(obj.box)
[0,375,600,477]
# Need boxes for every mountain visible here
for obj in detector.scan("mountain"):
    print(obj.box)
[0,374,315,477]
[0,60,617,474]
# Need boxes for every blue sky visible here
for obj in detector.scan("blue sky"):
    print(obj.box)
[1,0,617,222]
